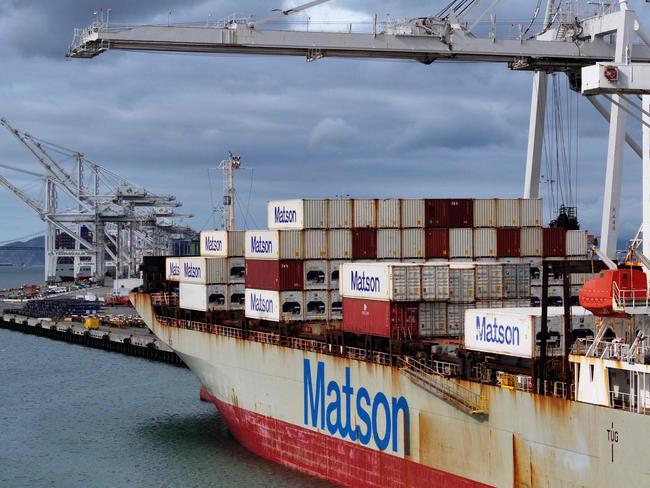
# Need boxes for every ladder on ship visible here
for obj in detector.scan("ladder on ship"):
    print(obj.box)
[398,357,488,418]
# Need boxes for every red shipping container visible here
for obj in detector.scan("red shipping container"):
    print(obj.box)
[342,297,419,339]
[543,228,567,257]
[245,259,303,291]
[425,228,449,258]
[497,228,520,257]
[425,199,448,228]
[352,228,377,259]
[448,199,473,228]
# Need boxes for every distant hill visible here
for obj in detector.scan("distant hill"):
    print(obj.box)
[0,236,44,266]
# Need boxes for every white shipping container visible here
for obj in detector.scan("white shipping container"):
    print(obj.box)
[421,263,450,301]
[304,290,329,321]
[497,199,520,227]
[267,199,304,230]
[378,199,401,228]
[245,288,280,321]
[449,264,475,303]
[377,229,401,259]
[165,257,180,282]
[200,230,228,257]
[328,230,352,259]
[473,199,497,227]
[180,283,228,312]
[520,227,543,257]
[447,303,473,335]
[227,257,245,284]
[476,264,503,300]
[328,199,352,229]
[329,290,343,320]
[418,302,448,337]
[304,199,329,229]
[179,257,228,284]
[228,284,245,310]
[304,230,328,259]
[520,199,543,227]
[449,228,473,258]
[281,291,304,322]
[566,230,588,256]
[402,229,425,258]
[279,230,303,260]
[304,260,329,290]
[245,230,279,260]
[401,199,425,228]
[353,199,377,228]
[339,262,421,301]
[329,260,349,290]
[473,228,497,258]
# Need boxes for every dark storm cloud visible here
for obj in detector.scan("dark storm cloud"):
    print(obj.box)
[0,0,648,239]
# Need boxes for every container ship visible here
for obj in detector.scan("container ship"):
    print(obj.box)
[130,197,650,487]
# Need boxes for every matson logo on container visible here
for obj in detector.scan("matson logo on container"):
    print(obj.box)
[179,257,206,284]
[464,310,533,358]
[165,257,181,281]
[245,288,280,321]
[245,230,279,260]
[200,230,228,257]
[267,199,304,230]
[339,263,391,301]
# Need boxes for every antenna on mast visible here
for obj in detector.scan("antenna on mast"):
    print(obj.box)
[219,152,241,231]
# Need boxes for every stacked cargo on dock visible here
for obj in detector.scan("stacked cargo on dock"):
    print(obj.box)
[176,230,245,312]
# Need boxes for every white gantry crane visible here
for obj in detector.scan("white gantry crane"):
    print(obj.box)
[67,0,650,259]
[0,117,195,283]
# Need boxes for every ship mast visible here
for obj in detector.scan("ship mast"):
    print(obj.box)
[218,152,241,231]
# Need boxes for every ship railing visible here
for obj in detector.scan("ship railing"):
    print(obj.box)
[612,282,650,312]
[344,346,392,366]
[609,390,650,414]
[150,292,179,307]
[247,330,280,344]
[286,337,331,355]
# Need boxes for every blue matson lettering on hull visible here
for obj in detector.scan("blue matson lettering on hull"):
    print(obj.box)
[250,236,273,254]
[303,359,409,454]
[475,316,520,346]
[274,206,297,224]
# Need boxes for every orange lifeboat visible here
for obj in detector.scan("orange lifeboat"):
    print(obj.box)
[579,269,648,317]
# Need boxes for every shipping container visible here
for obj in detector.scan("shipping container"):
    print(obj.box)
[329,290,342,320]
[165,257,180,282]
[402,229,425,259]
[503,263,531,299]
[304,290,329,321]
[543,227,567,257]
[329,260,349,290]
[352,228,377,259]
[281,291,304,322]
[473,228,497,258]
[339,262,421,301]
[566,230,588,256]
[200,230,230,257]
[304,230,328,259]
[377,199,401,228]
[245,288,280,321]
[473,199,497,227]
[418,302,448,337]
[328,199,352,229]
[244,259,303,291]
[180,283,228,312]
[475,263,503,300]
[421,263,450,301]
[497,228,521,257]
[353,199,377,228]
[449,228,473,258]
[425,199,448,228]
[227,257,245,283]
[328,229,352,259]
[520,227,543,257]
[304,260,329,290]
[449,264,475,303]
[377,229,401,259]
[448,199,473,228]
[245,230,279,260]
[278,230,303,260]
[447,303,473,335]
[401,199,425,228]
[179,257,228,284]
[520,199,543,227]
[342,297,418,339]
[425,228,449,258]
[304,199,329,229]
[228,284,245,310]
[497,199,520,227]
[266,199,329,230]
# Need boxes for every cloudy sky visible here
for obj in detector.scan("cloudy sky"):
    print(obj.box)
[0,0,647,245]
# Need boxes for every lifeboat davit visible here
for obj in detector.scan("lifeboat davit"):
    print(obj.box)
[579,269,648,317]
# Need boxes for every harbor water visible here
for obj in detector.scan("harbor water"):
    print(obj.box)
[0,328,331,488]
[0,266,45,289]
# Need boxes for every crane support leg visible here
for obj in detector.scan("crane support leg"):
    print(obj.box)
[643,95,650,260]
[523,71,547,199]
